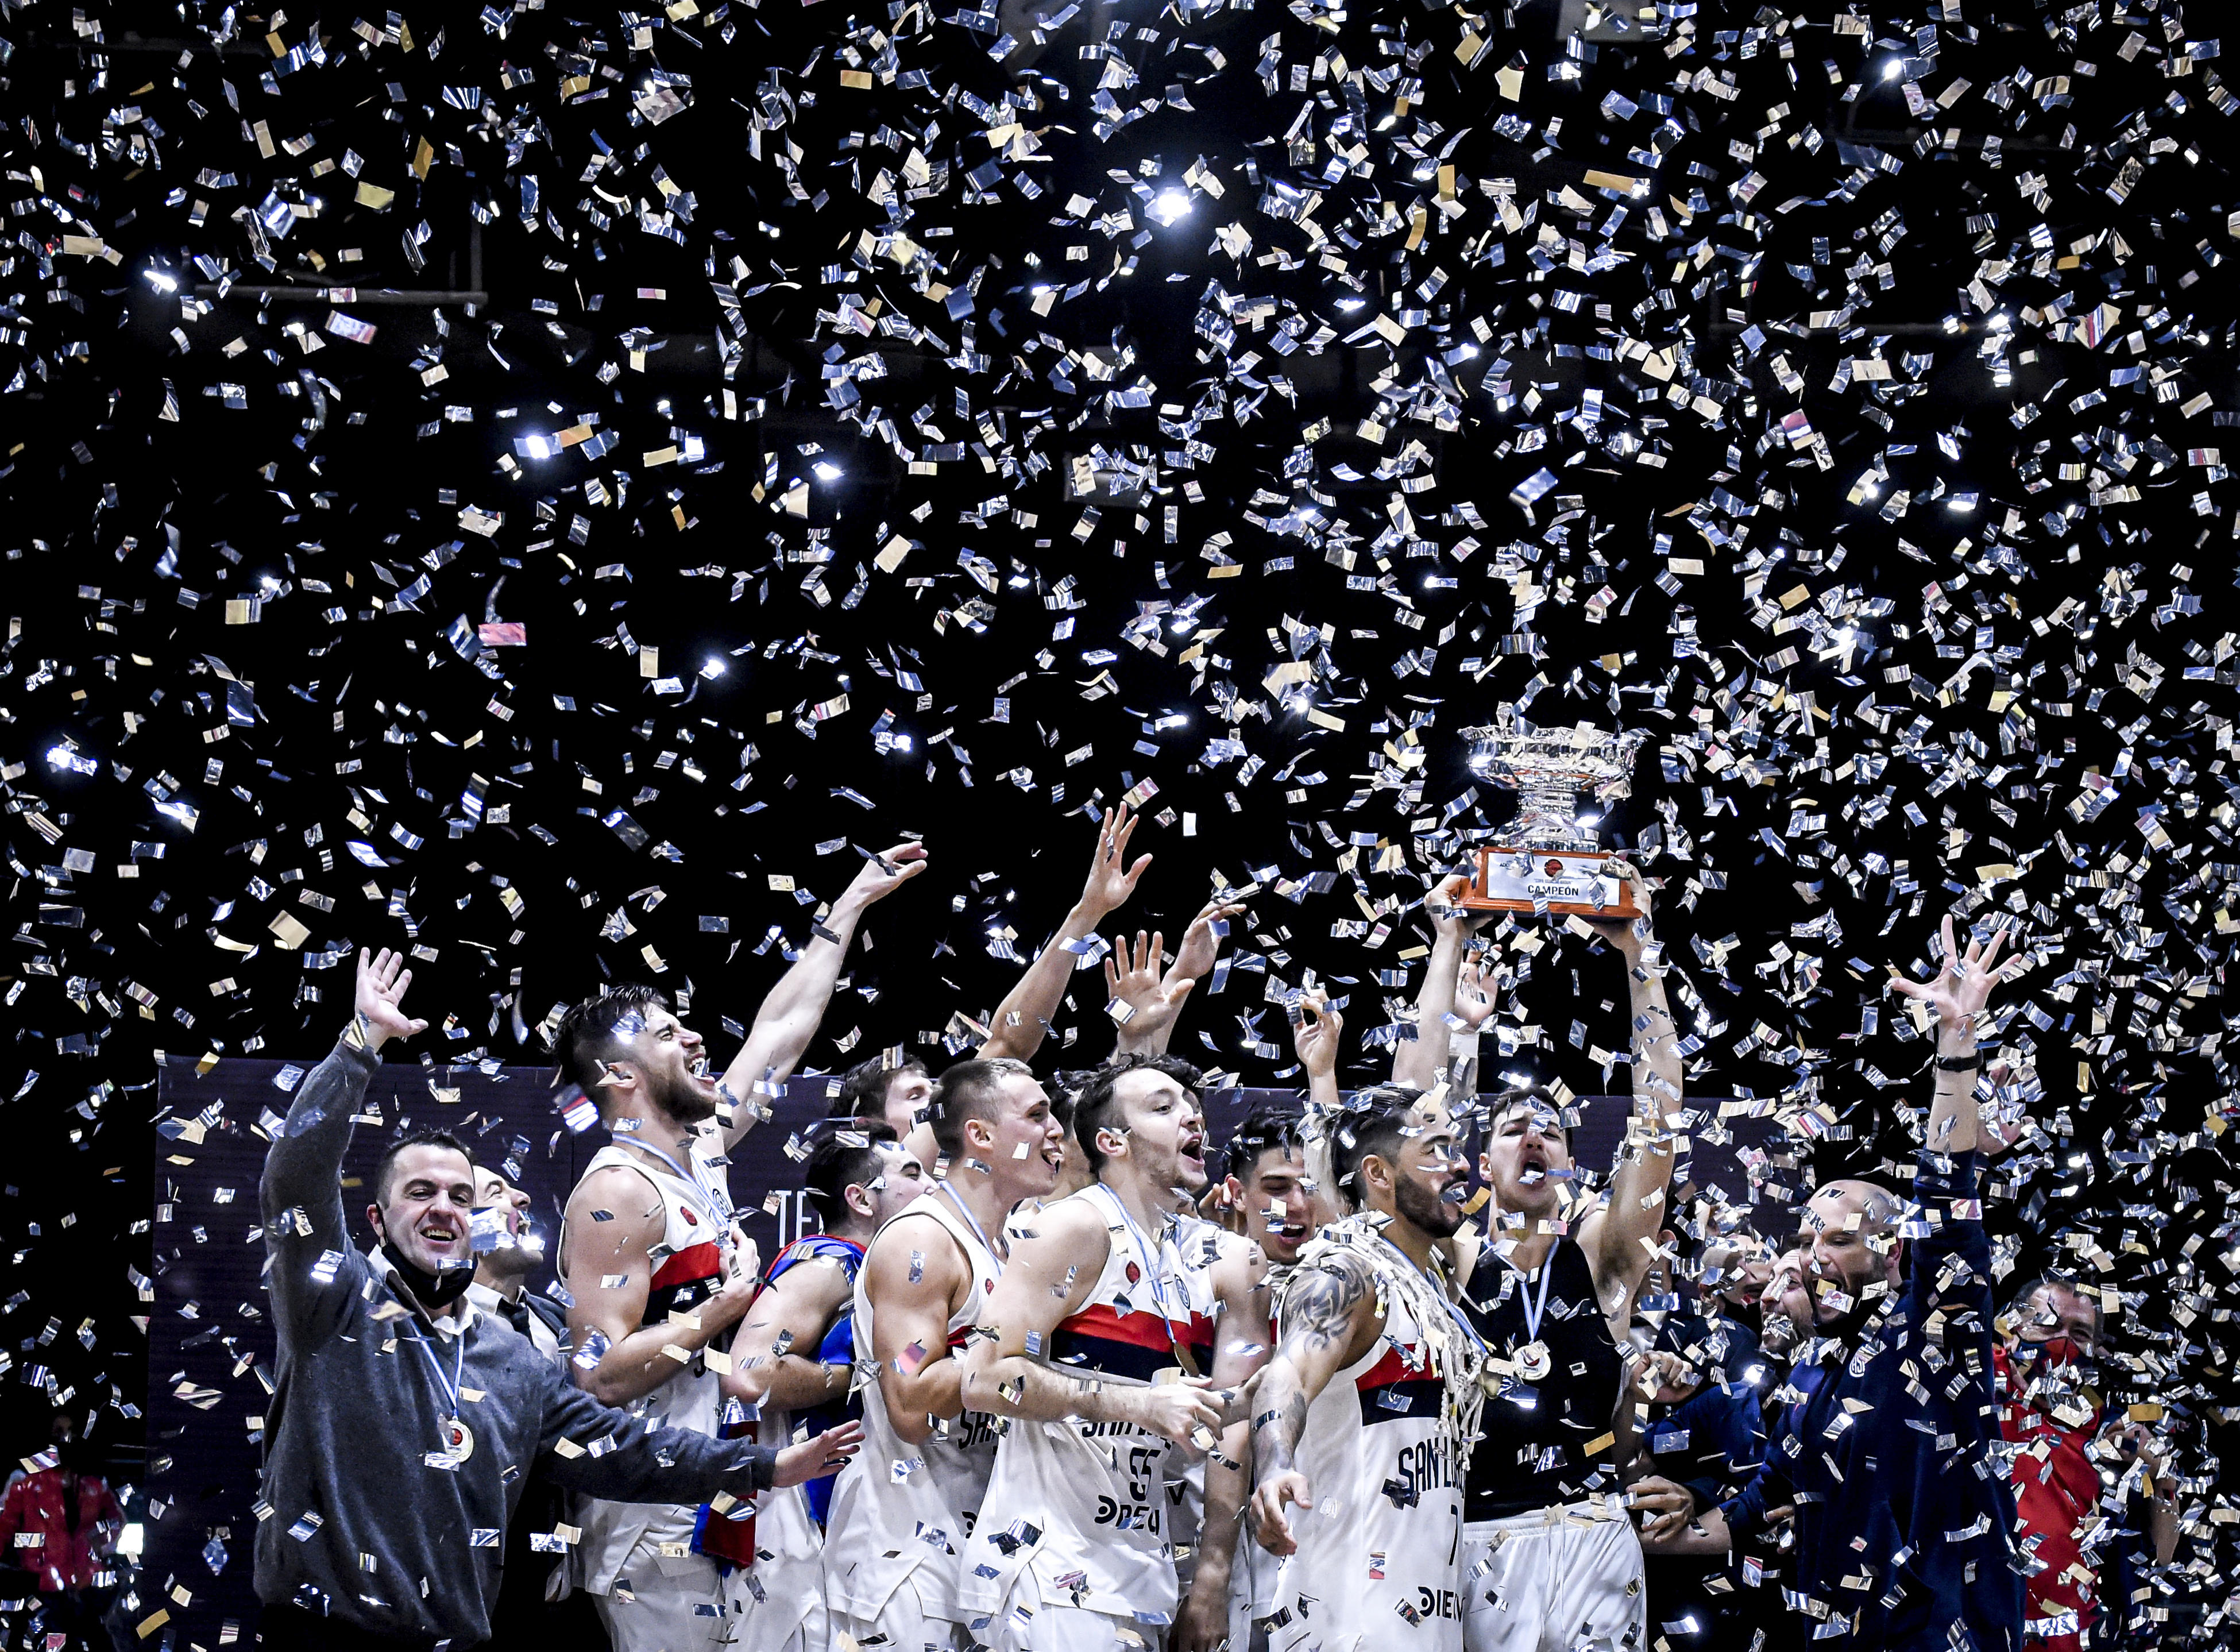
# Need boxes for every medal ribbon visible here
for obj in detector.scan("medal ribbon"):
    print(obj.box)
[938,1180,1005,1278]
[1514,1253,1557,1355]
[409,1321,468,1437]
[618,1132,731,1229]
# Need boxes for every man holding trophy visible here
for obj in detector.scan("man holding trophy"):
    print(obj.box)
[1405,714,1685,1652]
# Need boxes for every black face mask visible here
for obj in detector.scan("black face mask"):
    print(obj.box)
[379,1236,475,1309]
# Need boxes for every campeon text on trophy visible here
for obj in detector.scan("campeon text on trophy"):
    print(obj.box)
[1458,713,1647,918]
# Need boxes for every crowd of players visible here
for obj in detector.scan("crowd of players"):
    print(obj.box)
[248,806,2185,1652]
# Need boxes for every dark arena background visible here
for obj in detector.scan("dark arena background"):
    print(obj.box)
[0,0,2238,1643]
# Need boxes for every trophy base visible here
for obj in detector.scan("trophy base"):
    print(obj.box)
[1461,846,1639,918]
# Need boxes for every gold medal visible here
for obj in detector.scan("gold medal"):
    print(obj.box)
[443,1416,475,1462]
[1515,1340,1552,1383]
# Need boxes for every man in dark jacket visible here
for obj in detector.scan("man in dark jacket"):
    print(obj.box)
[1642,917,2026,1652]
[254,948,860,1652]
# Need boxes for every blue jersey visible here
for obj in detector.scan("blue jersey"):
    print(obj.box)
[762,1233,867,1527]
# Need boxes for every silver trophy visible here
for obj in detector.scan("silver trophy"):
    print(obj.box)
[1459,713,1646,916]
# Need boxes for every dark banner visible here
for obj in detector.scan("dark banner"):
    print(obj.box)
[143,1055,1767,1642]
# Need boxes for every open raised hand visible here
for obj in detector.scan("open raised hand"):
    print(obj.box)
[353,947,428,1051]
[1891,914,2020,1037]
[1079,804,1153,921]
[1107,929,1195,1052]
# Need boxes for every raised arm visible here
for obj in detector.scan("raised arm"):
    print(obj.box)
[260,948,427,1336]
[1444,958,1499,1105]
[1578,862,1684,1314]
[1392,873,1478,1091]
[979,804,1150,1062]
[1890,917,2021,1398]
[724,1253,856,1414]
[1249,1247,1380,1555]
[1110,897,1245,1059]
[863,1213,975,1446]
[1891,914,2018,1158]
[1106,929,1186,1059]
[717,842,928,1149]
[1290,993,1344,1115]
[562,1165,758,1406]
[961,1196,1223,1445]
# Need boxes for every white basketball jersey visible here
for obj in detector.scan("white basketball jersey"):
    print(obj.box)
[563,1136,737,1595]
[1163,1215,1225,1588]
[959,1183,1193,1628]
[823,1189,1003,1624]
[1270,1275,1466,1652]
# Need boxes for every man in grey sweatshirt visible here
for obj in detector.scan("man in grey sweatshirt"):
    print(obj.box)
[253,948,861,1651]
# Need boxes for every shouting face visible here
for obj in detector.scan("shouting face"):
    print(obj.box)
[1797,1180,1902,1325]
[1100,1066,1210,1196]
[1478,1096,1574,1219]
[970,1070,1068,1201]
[472,1168,540,1280]
[603,1003,720,1125]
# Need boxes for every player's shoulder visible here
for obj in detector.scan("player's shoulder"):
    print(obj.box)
[1019,1190,1115,1244]
[1280,1238,1381,1307]
[567,1159,665,1218]
[865,1201,968,1279]
[1197,1223,1266,1288]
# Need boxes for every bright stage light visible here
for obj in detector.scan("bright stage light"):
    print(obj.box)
[1148,188,1194,227]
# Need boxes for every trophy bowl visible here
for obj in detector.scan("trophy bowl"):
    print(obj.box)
[1458,715,1646,917]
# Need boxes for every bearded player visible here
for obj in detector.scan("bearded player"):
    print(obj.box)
[1249,1086,1488,1652]
[556,843,925,1651]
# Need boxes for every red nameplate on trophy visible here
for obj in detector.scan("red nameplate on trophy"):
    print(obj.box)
[1461,846,1639,918]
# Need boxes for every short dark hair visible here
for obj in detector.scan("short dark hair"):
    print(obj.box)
[1482,1086,1571,1152]
[1223,1102,1306,1185]
[1328,1085,1426,1211]
[554,983,670,1095]
[831,1053,928,1121]
[374,1128,476,1206]
[806,1119,901,1229]
[1073,1053,1205,1175]
[928,1057,1034,1163]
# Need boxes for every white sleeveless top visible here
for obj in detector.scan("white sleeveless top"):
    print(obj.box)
[822,1188,1003,1623]
[1270,1266,1466,1652]
[1162,1215,1226,1587]
[958,1183,1194,1627]
[562,1135,739,1593]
